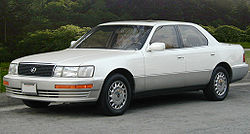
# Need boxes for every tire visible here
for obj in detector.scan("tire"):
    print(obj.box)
[23,100,50,108]
[98,74,132,116]
[203,66,230,101]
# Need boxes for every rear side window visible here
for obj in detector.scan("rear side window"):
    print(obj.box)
[179,25,208,47]
[150,26,179,49]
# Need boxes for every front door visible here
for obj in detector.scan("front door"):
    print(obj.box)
[144,25,186,90]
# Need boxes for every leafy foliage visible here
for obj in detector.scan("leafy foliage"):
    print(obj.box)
[0,0,250,62]
[0,62,9,92]
[0,47,12,62]
[246,27,250,35]
[214,25,245,42]
[16,25,90,57]
[201,25,216,35]
[1,0,249,43]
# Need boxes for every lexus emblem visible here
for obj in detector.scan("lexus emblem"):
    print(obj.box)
[30,67,37,74]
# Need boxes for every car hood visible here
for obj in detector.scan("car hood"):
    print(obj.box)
[13,49,137,66]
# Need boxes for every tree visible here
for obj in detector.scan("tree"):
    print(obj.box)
[1,0,250,60]
[0,0,8,43]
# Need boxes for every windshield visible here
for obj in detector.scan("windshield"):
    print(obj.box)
[73,25,152,50]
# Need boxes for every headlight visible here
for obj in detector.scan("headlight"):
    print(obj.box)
[53,66,63,77]
[53,66,94,78]
[78,66,94,78]
[8,63,18,75]
[62,67,79,77]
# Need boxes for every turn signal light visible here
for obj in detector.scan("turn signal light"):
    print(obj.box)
[3,80,9,86]
[55,84,93,89]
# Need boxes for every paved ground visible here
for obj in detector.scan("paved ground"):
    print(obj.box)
[0,73,250,134]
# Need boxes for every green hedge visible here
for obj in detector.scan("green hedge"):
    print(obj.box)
[214,25,245,42]
[201,25,250,43]
[0,63,9,92]
[16,25,91,57]
[246,27,250,35]
[1,25,91,62]
[201,25,250,48]
[201,25,216,35]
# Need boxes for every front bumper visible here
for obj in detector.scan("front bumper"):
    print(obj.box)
[3,75,104,102]
[231,63,249,83]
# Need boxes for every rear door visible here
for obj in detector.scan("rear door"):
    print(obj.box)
[177,25,217,86]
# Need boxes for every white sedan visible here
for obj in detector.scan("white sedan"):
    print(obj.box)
[3,21,248,115]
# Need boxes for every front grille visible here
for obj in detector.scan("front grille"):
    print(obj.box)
[37,89,90,98]
[18,63,55,77]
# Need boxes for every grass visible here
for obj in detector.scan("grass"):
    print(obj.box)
[0,62,9,93]
[245,51,250,70]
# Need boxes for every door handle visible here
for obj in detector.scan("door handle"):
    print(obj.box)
[177,56,184,59]
[211,53,215,56]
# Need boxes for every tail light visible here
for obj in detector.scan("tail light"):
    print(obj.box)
[243,53,245,62]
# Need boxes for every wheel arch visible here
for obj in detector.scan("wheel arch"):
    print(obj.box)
[103,68,135,96]
[214,62,232,82]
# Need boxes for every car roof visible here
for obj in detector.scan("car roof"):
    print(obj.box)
[99,20,196,26]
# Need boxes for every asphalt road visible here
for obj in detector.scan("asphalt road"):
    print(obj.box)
[0,74,250,134]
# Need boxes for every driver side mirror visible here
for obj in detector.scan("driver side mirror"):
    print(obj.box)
[70,41,77,47]
[148,42,165,52]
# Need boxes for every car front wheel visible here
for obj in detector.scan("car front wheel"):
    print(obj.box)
[98,74,132,116]
[203,66,230,101]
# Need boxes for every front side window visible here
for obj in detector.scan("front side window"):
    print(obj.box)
[150,26,179,49]
[179,25,208,47]
[75,25,152,50]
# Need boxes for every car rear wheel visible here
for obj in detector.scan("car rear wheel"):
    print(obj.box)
[203,66,229,101]
[98,74,131,116]
[23,100,50,108]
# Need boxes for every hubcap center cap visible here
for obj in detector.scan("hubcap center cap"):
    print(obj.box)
[114,89,123,99]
